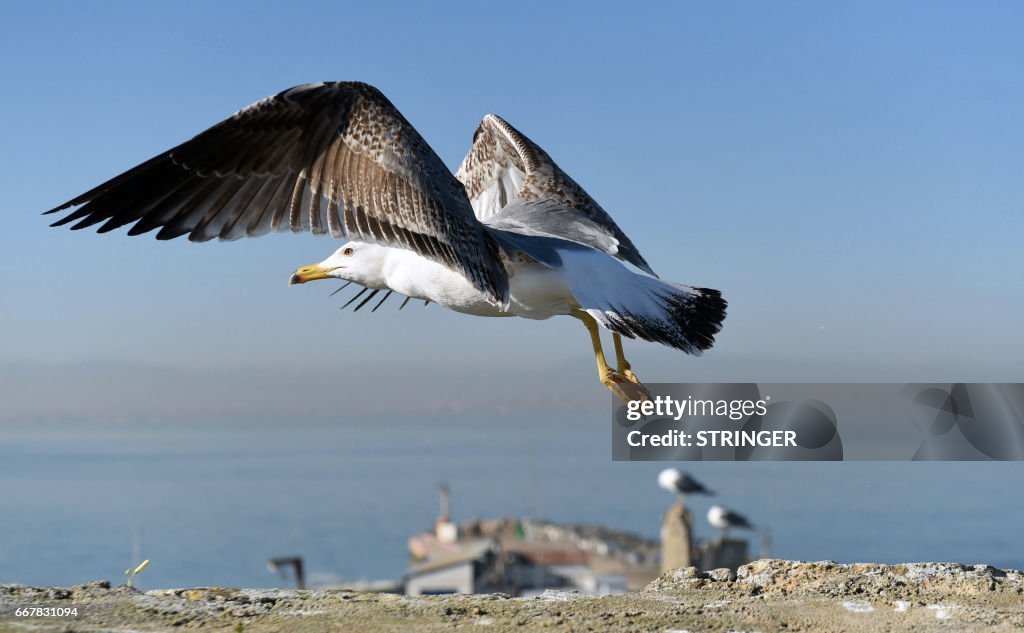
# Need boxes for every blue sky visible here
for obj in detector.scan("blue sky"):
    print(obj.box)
[1,1,1022,421]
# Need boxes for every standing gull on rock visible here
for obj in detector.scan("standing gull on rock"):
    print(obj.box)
[708,505,754,537]
[45,82,726,402]
[657,468,714,501]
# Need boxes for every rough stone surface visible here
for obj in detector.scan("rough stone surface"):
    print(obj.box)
[2,559,1023,632]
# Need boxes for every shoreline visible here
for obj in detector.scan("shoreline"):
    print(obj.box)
[3,559,1023,632]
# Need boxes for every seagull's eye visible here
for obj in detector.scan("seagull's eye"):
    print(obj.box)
[343,247,354,256]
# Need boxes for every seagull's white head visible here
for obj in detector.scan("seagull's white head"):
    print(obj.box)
[289,241,390,288]
[657,468,682,494]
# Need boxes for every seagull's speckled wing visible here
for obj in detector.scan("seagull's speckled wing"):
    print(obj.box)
[45,82,508,305]
[455,114,655,277]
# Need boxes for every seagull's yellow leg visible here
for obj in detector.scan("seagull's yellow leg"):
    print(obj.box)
[612,333,642,385]
[574,310,613,378]
[572,310,651,402]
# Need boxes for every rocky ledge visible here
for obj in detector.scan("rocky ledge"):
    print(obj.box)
[2,560,1023,632]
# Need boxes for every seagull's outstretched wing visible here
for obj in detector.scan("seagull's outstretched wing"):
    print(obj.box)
[455,114,655,276]
[45,82,508,305]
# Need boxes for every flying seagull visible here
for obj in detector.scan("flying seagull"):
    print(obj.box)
[707,505,754,536]
[657,468,714,501]
[44,82,726,402]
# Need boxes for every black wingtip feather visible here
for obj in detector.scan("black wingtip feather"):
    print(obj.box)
[352,289,380,312]
[329,281,353,297]
[371,290,393,312]
[340,287,368,310]
[42,203,71,216]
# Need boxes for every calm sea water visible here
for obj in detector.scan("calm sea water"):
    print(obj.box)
[1,416,1021,589]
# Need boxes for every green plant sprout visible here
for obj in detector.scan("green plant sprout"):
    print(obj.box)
[124,559,150,588]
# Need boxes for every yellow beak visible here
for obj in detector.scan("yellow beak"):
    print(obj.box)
[289,264,335,285]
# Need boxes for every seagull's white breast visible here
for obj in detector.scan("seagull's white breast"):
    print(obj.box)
[380,247,579,319]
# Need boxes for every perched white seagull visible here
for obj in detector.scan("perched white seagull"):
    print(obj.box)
[657,468,714,499]
[707,505,754,536]
[45,82,726,402]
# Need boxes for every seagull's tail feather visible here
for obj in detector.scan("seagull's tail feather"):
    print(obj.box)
[578,274,727,355]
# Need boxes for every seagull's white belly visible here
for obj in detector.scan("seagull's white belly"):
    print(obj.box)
[381,248,578,320]
[506,261,578,319]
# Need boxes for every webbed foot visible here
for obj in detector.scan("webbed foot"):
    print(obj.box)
[600,368,652,403]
